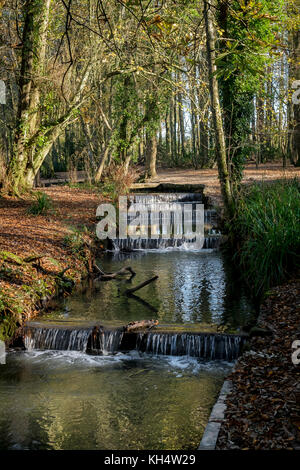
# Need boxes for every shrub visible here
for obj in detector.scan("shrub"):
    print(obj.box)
[101,163,139,201]
[231,178,300,296]
[27,192,54,216]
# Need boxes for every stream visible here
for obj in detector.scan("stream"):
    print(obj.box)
[0,194,255,450]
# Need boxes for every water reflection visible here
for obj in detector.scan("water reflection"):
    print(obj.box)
[43,251,254,328]
[0,352,229,450]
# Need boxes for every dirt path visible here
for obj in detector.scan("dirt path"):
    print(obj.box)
[150,162,300,206]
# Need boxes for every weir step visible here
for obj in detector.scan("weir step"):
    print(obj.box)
[108,192,221,252]
[21,324,245,361]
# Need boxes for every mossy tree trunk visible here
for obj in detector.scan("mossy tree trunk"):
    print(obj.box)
[5,0,91,195]
[6,0,51,194]
[203,0,233,217]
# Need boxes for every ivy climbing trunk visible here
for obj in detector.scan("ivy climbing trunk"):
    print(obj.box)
[203,0,233,217]
[5,0,92,194]
[217,0,253,189]
[6,0,51,194]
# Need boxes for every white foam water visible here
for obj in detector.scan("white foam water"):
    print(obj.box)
[15,350,234,378]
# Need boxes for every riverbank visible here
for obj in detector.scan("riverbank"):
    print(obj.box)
[216,278,300,450]
[0,187,105,341]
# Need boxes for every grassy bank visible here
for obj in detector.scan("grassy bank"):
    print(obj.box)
[217,180,300,450]
[230,178,300,297]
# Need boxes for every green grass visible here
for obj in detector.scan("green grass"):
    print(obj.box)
[27,191,54,216]
[230,178,300,297]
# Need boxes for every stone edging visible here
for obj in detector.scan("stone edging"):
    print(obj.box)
[198,379,232,450]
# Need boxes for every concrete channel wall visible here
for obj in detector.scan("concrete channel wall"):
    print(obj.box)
[198,380,232,450]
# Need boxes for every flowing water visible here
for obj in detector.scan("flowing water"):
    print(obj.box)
[23,325,244,360]
[0,351,229,450]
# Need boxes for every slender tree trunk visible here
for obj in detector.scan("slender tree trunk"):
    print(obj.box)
[94,146,110,182]
[278,53,286,167]
[265,66,273,149]
[169,99,175,163]
[203,0,233,216]
[191,110,196,167]
[187,69,197,168]
[145,132,157,180]
[291,23,300,165]
[199,119,208,167]
[172,95,177,163]
[165,110,171,157]
[251,97,256,162]
[177,86,185,158]
[256,96,264,167]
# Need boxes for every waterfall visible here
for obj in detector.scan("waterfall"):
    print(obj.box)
[89,329,124,355]
[135,332,243,361]
[24,326,92,352]
[22,325,244,361]
[23,325,124,355]
[111,236,221,251]
[109,192,221,252]
[129,193,203,204]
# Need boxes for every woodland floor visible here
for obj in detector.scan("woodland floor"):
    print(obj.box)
[0,187,106,326]
[217,279,300,450]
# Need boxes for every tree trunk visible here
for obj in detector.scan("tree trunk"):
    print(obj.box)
[256,96,264,167]
[177,89,185,159]
[6,0,51,194]
[165,110,171,157]
[145,132,157,180]
[94,146,111,182]
[291,22,300,165]
[169,100,175,162]
[172,95,177,163]
[203,0,233,217]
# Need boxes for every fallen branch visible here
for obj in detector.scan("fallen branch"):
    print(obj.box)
[94,263,136,280]
[124,319,159,332]
[124,275,158,295]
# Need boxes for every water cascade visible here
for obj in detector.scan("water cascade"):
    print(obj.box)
[110,192,222,251]
[135,332,243,361]
[24,325,93,352]
[22,324,244,361]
